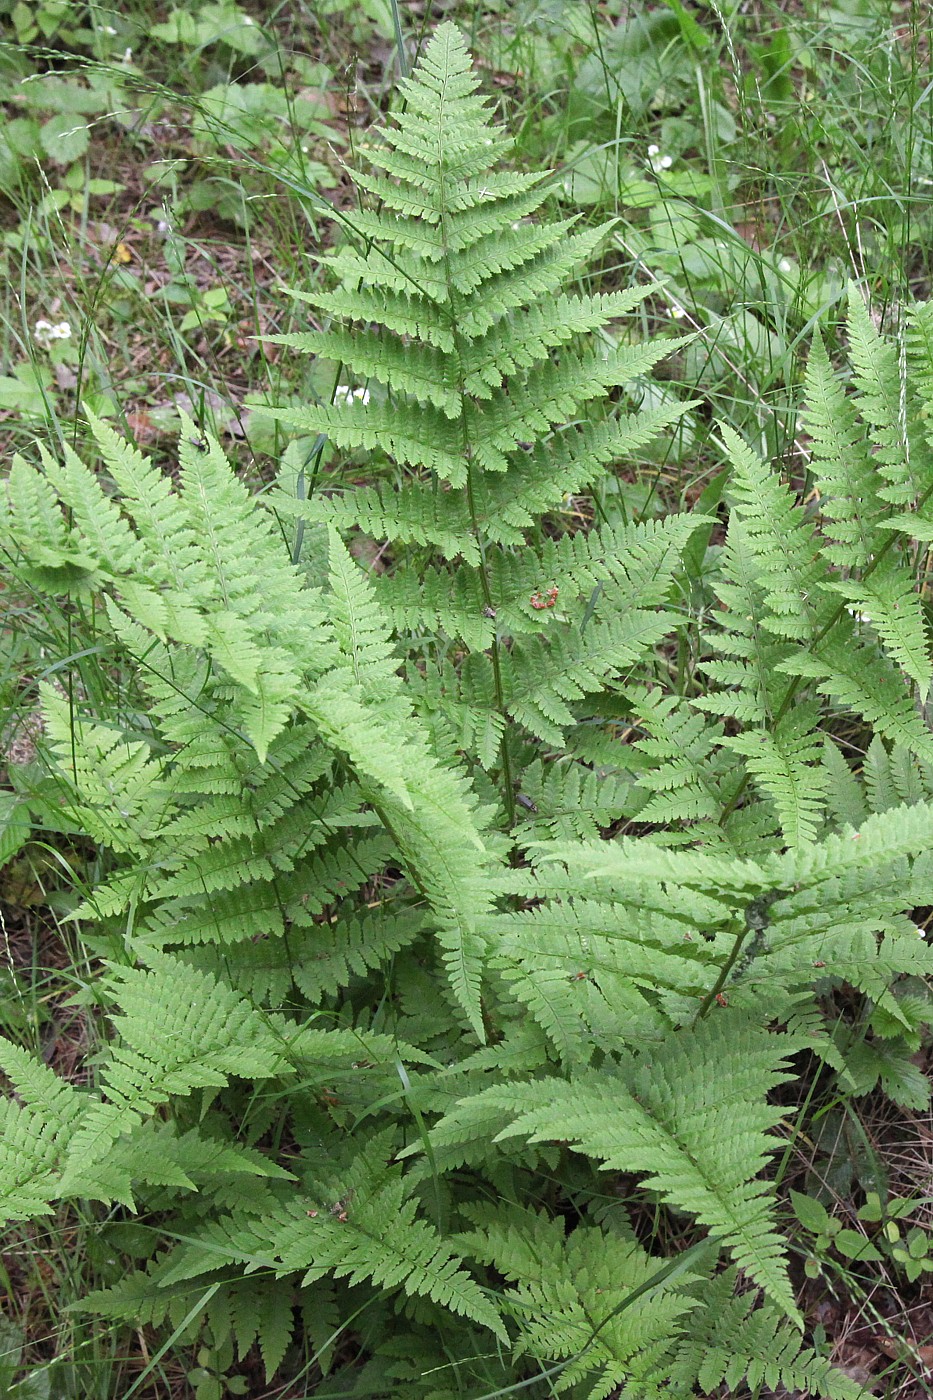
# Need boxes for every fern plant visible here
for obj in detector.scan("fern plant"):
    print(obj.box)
[3,22,933,1400]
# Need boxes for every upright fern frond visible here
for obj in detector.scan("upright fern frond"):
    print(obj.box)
[719,424,828,642]
[804,330,886,569]
[845,283,913,504]
[263,20,699,819]
[724,699,827,847]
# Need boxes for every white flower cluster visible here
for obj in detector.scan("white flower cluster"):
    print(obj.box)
[647,143,673,173]
[34,319,72,349]
[334,385,371,406]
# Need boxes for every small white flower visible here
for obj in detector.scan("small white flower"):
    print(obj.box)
[34,319,71,348]
[916,925,927,939]
[670,303,686,320]
[779,257,792,273]
[121,46,132,62]
[845,606,872,625]
[659,154,673,169]
[647,146,673,174]
[334,385,370,406]
[242,13,254,22]
[103,24,116,34]
[647,144,660,157]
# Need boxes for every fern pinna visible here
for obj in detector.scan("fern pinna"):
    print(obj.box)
[3,22,933,1400]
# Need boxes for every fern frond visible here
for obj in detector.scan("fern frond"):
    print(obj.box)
[0,1042,86,1224]
[459,286,654,394]
[821,736,870,829]
[430,1015,800,1317]
[80,1256,218,1329]
[724,700,827,847]
[458,1203,701,1397]
[472,401,701,542]
[266,328,461,417]
[804,330,885,568]
[38,442,148,577]
[504,612,681,746]
[464,338,689,474]
[846,283,912,504]
[695,517,791,725]
[500,511,708,622]
[263,401,465,482]
[374,565,493,650]
[513,757,634,840]
[719,424,828,640]
[625,687,742,838]
[657,1270,862,1400]
[906,298,933,455]
[493,895,711,1059]
[826,556,931,691]
[158,1132,507,1340]
[271,479,478,564]
[85,410,211,638]
[57,952,287,1197]
[341,185,549,259]
[4,454,99,591]
[777,620,933,764]
[40,683,171,856]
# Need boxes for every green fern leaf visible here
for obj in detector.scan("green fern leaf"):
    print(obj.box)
[724,700,826,847]
[719,423,828,640]
[158,1132,507,1340]
[430,1015,800,1317]
[804,330,886,568]
[846,283,912,504]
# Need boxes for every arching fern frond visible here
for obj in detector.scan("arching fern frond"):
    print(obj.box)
[155,1131,507,1341]
[428,1015,801,1317]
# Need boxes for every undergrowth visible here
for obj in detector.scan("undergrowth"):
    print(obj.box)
[3,6,933,1400]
